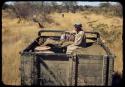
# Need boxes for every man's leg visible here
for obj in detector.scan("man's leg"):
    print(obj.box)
[66,45,78,54]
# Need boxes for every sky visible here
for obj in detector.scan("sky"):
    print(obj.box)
[77,1,118,6]
[5,1,118,6]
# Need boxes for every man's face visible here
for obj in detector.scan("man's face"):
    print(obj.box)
[74,27,79,32]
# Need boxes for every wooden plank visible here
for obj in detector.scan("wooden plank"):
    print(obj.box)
[21,55,34,85]
[38,58,71,86]
[77,55,104,86]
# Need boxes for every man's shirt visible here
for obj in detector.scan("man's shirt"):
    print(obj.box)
[74,31,86,46]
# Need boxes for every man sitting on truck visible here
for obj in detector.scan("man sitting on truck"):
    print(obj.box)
[65,23,86,54]
[43,23,86,53]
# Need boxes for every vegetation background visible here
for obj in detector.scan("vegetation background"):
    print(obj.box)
[2,1,123,85]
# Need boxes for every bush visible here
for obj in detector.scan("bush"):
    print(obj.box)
[91,23,121,43]
[91,23,114,43]
[12,2,34,20]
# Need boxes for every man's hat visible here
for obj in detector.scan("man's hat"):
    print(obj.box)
[74,23,82,28]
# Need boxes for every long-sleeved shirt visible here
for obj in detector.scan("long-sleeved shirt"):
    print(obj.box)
[74,31,86,46]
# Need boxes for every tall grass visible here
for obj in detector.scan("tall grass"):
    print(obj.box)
[2,12,123,85]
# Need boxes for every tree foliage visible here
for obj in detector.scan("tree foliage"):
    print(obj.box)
[2,1,122,22]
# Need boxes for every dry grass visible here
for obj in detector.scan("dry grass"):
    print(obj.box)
[2,12,123,85]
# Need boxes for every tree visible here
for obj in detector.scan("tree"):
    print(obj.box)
[99,2,122,17]
[99,2,111,8]
[44,2,52,14]
[112,3,123,17]
[11,2,34,23]
[31,2,54,24]
[50,1,58,12]
[2,3,9,10]
[62,1,70,12]
[69,1,77,13]
[62,1,77,13]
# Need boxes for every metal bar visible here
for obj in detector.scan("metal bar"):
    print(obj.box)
[38,30,99,35]
[37,55,69,61]
[21,52,71,56]
[38,30,65,36]
[38,29,100,37]
[77,55,104,60]
[101,44,112,55]
[38,29,65,32]
[69,56,73,86]
[105,56,109,85]
[36,57,41,85]
[74,55,79,86]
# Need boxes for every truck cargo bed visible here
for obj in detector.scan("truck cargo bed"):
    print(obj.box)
[20,30,114,86]
[72,43,107,55]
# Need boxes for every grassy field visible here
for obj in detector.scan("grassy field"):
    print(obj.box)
[2,12,123,85]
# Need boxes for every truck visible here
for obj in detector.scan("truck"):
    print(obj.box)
[19,29,115,86]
